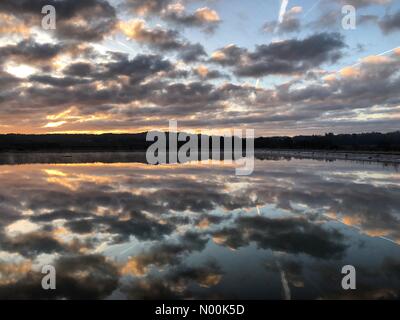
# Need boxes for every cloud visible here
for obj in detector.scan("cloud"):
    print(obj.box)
[192,65,230,80]
[379,10,400,34]
[0,70,21,90]
[310,0,392,32]
[0,1,398,135]
[65,219,95,234]
[212,215,348,259]
[121,260,223,299]
[307,10,341,30]
[124,0,221,32]
[211,33,346,77]
[0,232,68,258]
[121,231,209,276]
[163,4,221,33]
[118,19,207,61]
[0,255,119,299]
[178,43,207,62]
[119,19,182,51]
[280,51,400,116]
[124,0,173,15]
[0,13,30,36]
[63,62,94,77]
[99,53,174,82]
[0,161,399,298]
[264,6,303,34]
[0,0,118,42]
[29,75,91,87]
[0,39,63,65]
[0,45,399,135]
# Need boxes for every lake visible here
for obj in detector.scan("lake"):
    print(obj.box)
[0,153,399,299]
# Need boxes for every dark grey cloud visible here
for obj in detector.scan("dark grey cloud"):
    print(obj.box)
[0,255,119,299]
[119,20,207,62]
[212,216,347,259]
[0,0,117,41]
[178,43,207,62]
[192,67,229,80]
[44,53,174,93]
[65,219,95,234]
[92,214,175,243]
[63,62,94,77]
[0,39,63,65]
[163,7,221,33]
[276,53,400,114]
[379,10,400,34]
[147,81,224,110]
[120,20,183,51]
[124,0,220,33]
[30,209,91,222]
[120,231,209,274]
[54,0,117,42]
[29,75,91,87]
[0,232,67,258]
[101,53,173,82]
[212,33,346,77]
[0,70,21,90]
[124,0,172,15]
[122,260,223,299]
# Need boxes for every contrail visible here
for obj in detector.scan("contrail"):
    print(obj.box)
[273,0,289,37]
[350,46,400,68]
[303,0,321,18]
[278,0,289,24]
[117,244,136,256]
[360,46,399,60]
[275,258,291,300]
[321,213,399,247]
[375,47,399,56]
[326,46,400,75]
[115,39,136,55]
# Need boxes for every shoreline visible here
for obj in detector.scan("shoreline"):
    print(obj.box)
[256,149,400,164]
[0,149,399,166]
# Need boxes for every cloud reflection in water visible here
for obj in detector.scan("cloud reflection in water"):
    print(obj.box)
[0,154,399,299]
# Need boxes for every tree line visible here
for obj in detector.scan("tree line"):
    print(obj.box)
[0,131,399,152]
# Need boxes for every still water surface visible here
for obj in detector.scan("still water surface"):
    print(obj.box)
[0,153,399,299]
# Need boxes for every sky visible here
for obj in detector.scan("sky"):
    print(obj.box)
[0,0,399,136]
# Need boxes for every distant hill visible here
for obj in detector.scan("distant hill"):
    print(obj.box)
[0,131,399,152]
